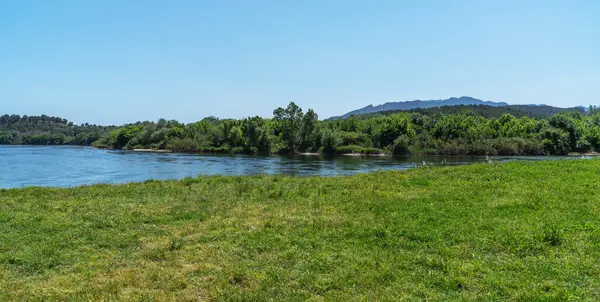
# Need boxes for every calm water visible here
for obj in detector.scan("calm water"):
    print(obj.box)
[0,145,563,188]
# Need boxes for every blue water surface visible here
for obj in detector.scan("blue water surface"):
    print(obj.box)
[0,145,566,188]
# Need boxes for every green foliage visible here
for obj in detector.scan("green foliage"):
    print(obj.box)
[0,114,112,146]
[111,125,143,149]
[320,129,342,154]
[256,126,273,154]
[165,138,199,152]
[540,128,570,155]
[376,114,414,147]
[585,126,600,151]
[299,109,320,151]
[391,135,411,155]
[340,131,372,147]
[351,104,586,119]
[5,103,596,156]
[273,102,304,152]
[228,126,243,147]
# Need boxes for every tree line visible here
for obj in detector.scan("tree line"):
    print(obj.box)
[351,104,586,120]
[3,103,600,156]
[0,114,114,146]
[91,102,599,156]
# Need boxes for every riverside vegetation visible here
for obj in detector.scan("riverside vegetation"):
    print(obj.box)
[2,103,600,155]
[1,159,600,300]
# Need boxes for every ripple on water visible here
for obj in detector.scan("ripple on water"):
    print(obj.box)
[0,146,572,188]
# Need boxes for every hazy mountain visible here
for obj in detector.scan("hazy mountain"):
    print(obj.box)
[329,96,509,119]
[340,104,586,120]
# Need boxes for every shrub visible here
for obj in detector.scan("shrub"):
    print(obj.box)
[493,138,520,155]
[321,129,342,154]
[437,141,469,155]
[585,127,600,151]
[334,145,362,154]
[340,132,373,147]
[391,135,411,155]
[470,140,497,155]
[361,147,384,155]
[166,138,199,152]
[519,138,544,155]
[540,128,570,155]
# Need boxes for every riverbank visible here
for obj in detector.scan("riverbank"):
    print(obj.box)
[568,151,600,156]
[128,147,389,157]
[128,147,585,158]
[132,148,172,153]
[2,159,599,300]
[298,152,388,157]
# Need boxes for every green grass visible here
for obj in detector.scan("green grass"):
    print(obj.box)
[2,160,600,300]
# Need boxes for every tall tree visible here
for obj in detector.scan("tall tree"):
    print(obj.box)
[299,109,319,151]
[273,102,304,152]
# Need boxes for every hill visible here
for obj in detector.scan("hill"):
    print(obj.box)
[329,96,508,119]
[347,104,586,119]
[507,105,587,117]
[0,114,112,145]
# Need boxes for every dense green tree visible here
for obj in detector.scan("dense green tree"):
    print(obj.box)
[273,102,304,152]
[0,114,111,146]
[5,101,597,156]
[320,129,341,154]
[241,116,265,152]
[299,109,319,151]
[376,114,414,147]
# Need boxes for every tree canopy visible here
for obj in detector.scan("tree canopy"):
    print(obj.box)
[3,103,598,156]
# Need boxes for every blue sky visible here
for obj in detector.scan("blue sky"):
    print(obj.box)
[1,0,598,124]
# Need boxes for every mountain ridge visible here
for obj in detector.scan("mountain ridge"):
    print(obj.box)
[329,96,510,119]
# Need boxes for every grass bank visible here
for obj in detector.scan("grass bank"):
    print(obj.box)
[1,160,600,300]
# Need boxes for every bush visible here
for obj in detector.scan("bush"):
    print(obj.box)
[437,141,469,155]
[470,140,497,155]
[519,138,543,155]
[321,129,342,154]
[361,147,384,155]
[575,138,592,153]
[166,138,199,152]
[340,132,373,147]
[334,145,361,154]
[492,138,520,155]
[540,129,570,155]
[391,135,411,155]
[585,127,600,151]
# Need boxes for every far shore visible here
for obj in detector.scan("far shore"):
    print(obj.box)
[128,148,389,157]
[568,152,600,156]
[115,147,600,158]
[132,148,173,153]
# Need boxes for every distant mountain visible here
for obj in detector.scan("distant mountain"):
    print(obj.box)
[506,105,586,117]
[339,104,586,120]
[329,96,509,119]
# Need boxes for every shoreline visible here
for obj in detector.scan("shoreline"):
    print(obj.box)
[128,149,389,157]
[7,144,594,158]
[340,152,388,157]
[132,148,173,153]
[567,152,600,156]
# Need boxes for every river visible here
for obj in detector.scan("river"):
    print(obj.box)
[0,145,565,188]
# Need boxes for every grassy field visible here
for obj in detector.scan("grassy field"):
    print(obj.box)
[1,160,600,301]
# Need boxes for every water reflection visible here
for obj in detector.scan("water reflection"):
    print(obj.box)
[0,145,571,188]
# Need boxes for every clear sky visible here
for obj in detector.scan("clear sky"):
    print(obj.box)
[1,0,598,125]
